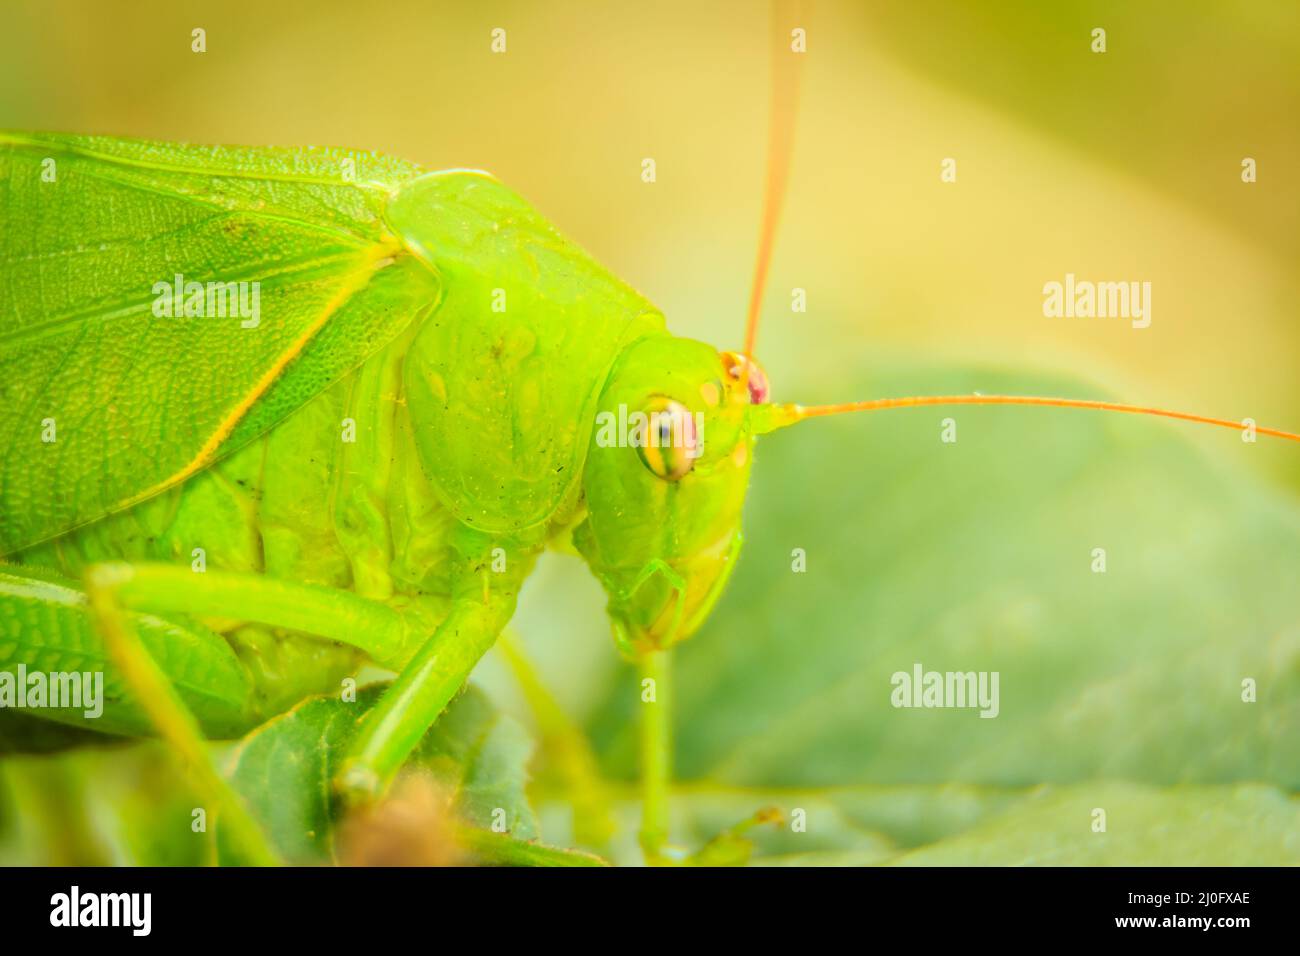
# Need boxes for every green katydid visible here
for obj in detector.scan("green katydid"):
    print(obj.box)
[2,78,1299,867]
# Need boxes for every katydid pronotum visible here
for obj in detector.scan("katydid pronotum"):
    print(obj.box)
[2,33,1298,869]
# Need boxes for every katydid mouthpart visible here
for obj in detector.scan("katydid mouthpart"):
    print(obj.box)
[2,28,1298,870]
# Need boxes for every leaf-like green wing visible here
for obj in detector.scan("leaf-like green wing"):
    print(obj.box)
[0,564,252,737]
[0,132,441,554]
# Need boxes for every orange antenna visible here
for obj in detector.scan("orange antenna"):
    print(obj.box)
[732,7,1298,452]
[742,0,808,362]
[751,394,1300,443]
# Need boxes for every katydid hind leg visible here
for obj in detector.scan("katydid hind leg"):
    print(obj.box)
[83,564,278,865]
[80,561,415,667]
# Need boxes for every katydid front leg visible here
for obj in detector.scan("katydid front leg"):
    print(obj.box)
[334,590,517,804]
[334,529,531,805]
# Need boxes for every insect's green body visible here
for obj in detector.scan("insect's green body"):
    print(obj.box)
[6,324,460,735]
[0,133,757,807]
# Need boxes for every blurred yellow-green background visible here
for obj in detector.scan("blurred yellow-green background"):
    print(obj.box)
[1,0,1297,865]
[2,0,1297,460]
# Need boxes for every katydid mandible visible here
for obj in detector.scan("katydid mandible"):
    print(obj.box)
[2,95,1298,866]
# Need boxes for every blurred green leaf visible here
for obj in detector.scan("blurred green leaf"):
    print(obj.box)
[542,781,1300,866]
[110,748,212,866]
[0,757,114,865]
[224,683,540,864]
[0,709,128,754]
[890,783,1300,865]
[581,362,1300,863]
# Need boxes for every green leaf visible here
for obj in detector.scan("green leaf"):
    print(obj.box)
[0,708,126,754]
[889,783,1300,866]
[537,784,1015,866]
[224,682,543,865]
[536,782,1300,866]
[576,362,1300,863]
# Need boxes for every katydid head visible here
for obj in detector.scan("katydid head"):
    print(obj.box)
[572,6,800,656]
[573,336,769,655]
[579,0,1300,662]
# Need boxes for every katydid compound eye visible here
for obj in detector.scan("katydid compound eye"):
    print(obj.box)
[719,351,770,404]
[635,397,700,481]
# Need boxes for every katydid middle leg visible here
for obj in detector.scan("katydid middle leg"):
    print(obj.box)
[637,648,678,865]
[496,629,617,851]
[611,560,689,864]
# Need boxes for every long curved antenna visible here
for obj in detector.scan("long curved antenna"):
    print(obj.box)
[742,0,808,361]
[751,394,1300,443]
